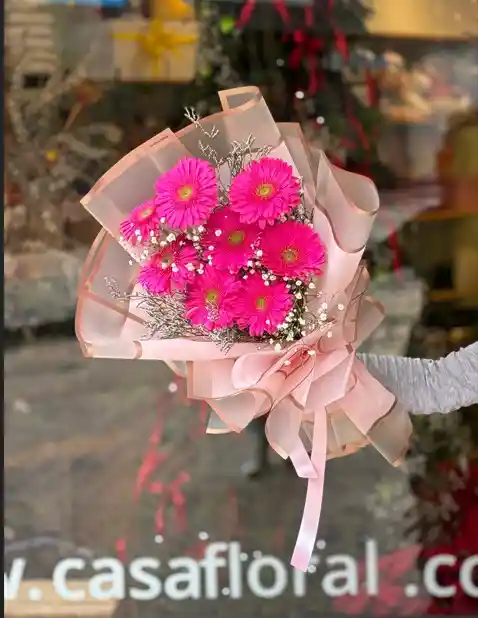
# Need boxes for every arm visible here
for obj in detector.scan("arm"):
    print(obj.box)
[358,342,478,415]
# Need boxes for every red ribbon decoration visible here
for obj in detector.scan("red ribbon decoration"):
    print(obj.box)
[325,0,372,158]
[288,30,324,94]
[388,228,403,278]
[273,0,291,24]
[236,0,256,29]
[327,0,349,60]
[365,68,378,107]
[304,5,313,28]
[237,0,290,29]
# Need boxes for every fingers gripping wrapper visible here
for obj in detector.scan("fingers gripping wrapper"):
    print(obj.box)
[75,87,412,571]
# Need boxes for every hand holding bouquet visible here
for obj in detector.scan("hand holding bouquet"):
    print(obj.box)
[76,87,412,571]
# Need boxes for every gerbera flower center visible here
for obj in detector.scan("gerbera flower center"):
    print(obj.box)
[228,230,245,246]
[255,183,275,199]
[177,185,194,201]
[138,205,155,221]
[157,252,173,269]
[255,296,268,311]
[281,247,299,264]
[205,289,219,304]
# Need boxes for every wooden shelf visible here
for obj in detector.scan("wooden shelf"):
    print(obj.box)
[415,208,478,222]
[429,289,462,302]
[365,0,478,40]
[429,289,478,306]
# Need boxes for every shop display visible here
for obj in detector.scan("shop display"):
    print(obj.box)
[374,49,475,182]
[377,52,471,124]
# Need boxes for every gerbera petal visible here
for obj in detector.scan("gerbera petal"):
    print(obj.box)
[202,209,262,271]
[155,158,218,231]
[185,266,240,330]
[138,239,199,295]
[235,274,293,337]
[119,200,161,246]
[260,220,326,278]
[229,157,301,227]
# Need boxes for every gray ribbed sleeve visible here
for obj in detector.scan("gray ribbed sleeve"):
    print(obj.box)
[358,342,478,415]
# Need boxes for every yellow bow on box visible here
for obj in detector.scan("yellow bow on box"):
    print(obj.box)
[114,18,198,78]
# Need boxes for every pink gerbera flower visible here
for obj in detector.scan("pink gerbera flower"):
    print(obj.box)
[202,209,261,271]
[185,266,240,331]
[119,200,161,246]
[154,158,217,231]
[260,220,326,278]
[229,157,301,228]
[138,240,199,295]
[235,274,293,337]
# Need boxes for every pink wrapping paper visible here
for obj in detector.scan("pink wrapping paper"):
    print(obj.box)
[76,86,413,571]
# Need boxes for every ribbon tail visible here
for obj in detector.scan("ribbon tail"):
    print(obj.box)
[290,407,327,571]
[289,438,317,479]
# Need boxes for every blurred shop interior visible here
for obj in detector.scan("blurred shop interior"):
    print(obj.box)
[4,1,478,617]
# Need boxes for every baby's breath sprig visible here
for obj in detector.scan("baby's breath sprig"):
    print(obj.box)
[184,107,219,140]
[184,107,225,175]
[226,136,255,177]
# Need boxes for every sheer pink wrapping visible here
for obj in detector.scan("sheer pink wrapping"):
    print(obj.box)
[76,87,412,571]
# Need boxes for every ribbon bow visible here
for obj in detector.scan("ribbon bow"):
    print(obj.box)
[114,19,198,77]
[189,271,396,571]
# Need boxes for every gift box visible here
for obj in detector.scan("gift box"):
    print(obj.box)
[108,16,199,82]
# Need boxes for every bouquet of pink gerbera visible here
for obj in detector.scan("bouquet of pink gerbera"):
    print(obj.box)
[76,87,412,571]
[120,154,325,344]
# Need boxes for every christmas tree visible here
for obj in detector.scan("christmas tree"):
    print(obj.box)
[185,0,395,188]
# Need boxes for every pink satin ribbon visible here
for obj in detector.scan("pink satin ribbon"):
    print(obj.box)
[190,298,395,571]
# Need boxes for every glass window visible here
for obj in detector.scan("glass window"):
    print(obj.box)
[5,1,478,617]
